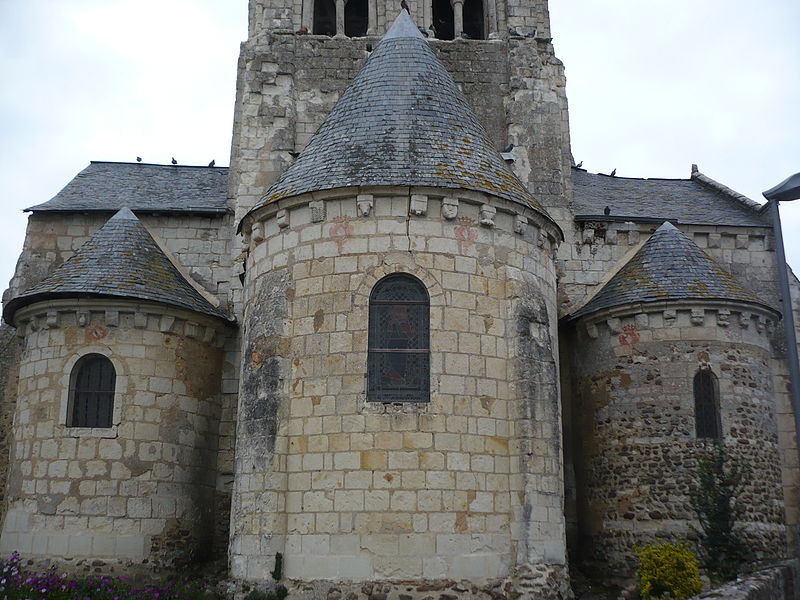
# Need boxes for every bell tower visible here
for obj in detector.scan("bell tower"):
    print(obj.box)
[229,0,573,228]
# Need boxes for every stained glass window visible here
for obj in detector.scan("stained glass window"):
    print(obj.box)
[368,274,430,402]
[694,369,720,439]
[68,354,116,428]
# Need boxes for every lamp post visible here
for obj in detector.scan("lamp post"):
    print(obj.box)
[763,173,800,486]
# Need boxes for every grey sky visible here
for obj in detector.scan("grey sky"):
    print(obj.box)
[1,1,798,299]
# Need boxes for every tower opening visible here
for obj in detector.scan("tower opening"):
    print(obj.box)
[432,0,455,40]
[463,0,484,39]
[344,0,368,37]
[313,0,336,36]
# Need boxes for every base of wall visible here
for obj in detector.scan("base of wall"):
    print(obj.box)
[277,564,572,600]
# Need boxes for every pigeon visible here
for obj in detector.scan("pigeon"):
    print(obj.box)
[136,157,142,162]
[525,29,537,38]
[604,206,611,216]
[428,24,437,36]
[502,143,514,153]
[296,26,308,34]
[460,31,470,39]
[400,0,409,12]
[208,160,216,167]
[418,26,429,37]
[575,161,583,168]
[508,28,522,37]
[610,168,617,177]
[171,157,177,165]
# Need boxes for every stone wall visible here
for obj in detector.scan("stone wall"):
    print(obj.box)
[696,560,799,600]
[568,302,787,575]
[231,187,568,593]
[0,324,21,528]
[0,300,229,567]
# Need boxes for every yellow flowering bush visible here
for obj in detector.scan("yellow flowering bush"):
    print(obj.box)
[636,542,703,600]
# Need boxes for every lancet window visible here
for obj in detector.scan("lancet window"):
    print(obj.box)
[694,369,721,439]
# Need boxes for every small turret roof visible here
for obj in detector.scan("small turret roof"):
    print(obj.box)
[570,222,773,319]
[252,11,548,219]
[4,208,232,323]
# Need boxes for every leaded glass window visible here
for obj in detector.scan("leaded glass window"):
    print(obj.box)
[368,274,430,402]
[68,354,116,428]
[694,369,720,439]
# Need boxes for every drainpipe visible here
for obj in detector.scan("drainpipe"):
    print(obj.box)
[763,172,800,554]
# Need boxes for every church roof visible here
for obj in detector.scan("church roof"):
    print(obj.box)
[4,208,232,324]
[571,168,768,227]
[254,11,547,217]
[26,162,229,214]
[570,221,772,319]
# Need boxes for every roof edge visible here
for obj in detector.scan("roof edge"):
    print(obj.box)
[690,164,767,214]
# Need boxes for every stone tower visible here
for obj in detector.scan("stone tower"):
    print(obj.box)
[230,7,571,596]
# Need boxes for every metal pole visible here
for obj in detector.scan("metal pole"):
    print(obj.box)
[769,199,800,463]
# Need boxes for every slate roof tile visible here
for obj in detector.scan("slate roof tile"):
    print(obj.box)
[4,208,232,323]
[572,169,768,227]
[570,222,772,319]
[253,11,549,221]
[27,162,229,214]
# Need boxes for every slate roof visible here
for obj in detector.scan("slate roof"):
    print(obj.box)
[571,168,768,227]
[570,222,773,319]
[4,208,232,323]
[27,162,229,214]
[253,11,548,219]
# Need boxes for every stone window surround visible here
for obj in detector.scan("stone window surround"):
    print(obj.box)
[694,367,721,440]
[299,0,498,39]
[59,346,126,439]
[66,353,117,429]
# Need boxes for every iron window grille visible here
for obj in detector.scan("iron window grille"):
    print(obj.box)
[68,354,116,428]
[367,274,430,402]
[694,369,721,439]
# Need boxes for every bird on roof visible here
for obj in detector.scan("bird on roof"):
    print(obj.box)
[610,168,617,177]
[604,206,611,216]
[576,160,583,168]
[502,143,514,153]
[525,29,537,38]
[508,28,522,37]
[428,24,437,36]
[400,0,410,12]
[460,31,471,39]
[418,26,429,37]
[171,157,177,165]
[208,160,216,167]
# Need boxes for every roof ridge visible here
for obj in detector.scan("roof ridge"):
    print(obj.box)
[690,164,765,213]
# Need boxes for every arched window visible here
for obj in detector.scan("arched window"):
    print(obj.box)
[463,0,484,39]
[344,0,368,37]
[432,0,455,40]
[694,369,720,439]
[368,274,430,402]
[313,0,336,36]
[68,354,116,428]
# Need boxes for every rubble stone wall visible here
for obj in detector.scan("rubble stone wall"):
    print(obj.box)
[569,303,787,574]
[231,188,567,591]
[0,301,228,567]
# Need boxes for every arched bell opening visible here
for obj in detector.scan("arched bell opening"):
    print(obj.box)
[313,0,336,35]
[344,0,368,37]
[463,0,484,39]
[432,0,455,40]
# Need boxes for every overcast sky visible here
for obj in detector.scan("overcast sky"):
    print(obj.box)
[1,0,798,296]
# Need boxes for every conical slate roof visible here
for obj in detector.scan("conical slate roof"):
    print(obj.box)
[571,222,771,319]
[4,208,232,323]
[253,11,547,217]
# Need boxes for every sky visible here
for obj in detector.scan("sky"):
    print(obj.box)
[0,0,798,295]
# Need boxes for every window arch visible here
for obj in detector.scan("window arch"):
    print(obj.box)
[694,369,720,439]
[313,0,336,35]
[368,274,430,402]
[68,354,116,428]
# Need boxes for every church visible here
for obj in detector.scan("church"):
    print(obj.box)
[0,0,796,597]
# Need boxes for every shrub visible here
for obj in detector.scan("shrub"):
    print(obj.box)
[689,441,748,582]
[636,542,703,600]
